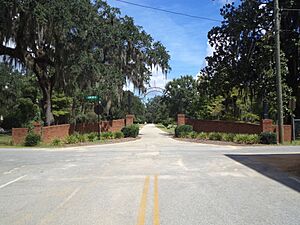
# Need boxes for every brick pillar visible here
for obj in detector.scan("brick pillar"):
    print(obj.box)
[125,115,134,126]
[261,119,274,132]
[177,114,186,126]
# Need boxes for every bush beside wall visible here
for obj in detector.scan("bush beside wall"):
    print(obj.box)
[121,124,139,138]
[175,130,277,145]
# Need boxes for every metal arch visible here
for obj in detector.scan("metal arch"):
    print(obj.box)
[146,87,165,92]
[144,89,164,97]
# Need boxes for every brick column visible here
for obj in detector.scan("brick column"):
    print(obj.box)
[125,115,134,126]
[177,114,186,126]
[261,119,274,132]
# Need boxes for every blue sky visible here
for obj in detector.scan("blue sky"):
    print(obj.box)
[106,0,234,92]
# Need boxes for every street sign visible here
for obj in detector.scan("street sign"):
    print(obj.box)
[85,96,99,101]
[94,104,104,115]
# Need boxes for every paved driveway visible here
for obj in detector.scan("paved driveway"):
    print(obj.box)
[0,124,299,225]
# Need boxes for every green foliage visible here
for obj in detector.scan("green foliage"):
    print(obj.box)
[167,124,176,129]
[0,134,12,146]
[222,133,236,142]
[0,65,41,129]
[145,96,169,123]
[114,131,124,139]
[1,114,22,130]
[175,125,193,138]
[233,134,259,144]
[162,118,175,128]
[207,96,225,120]
[87,132,98,142]
[208,132,223,141]
[182,131,260,144]
[188,131,197,139]
[197,132,208,140]
[77,134,87,143]
[51,138,64,147]
[163,76,208,118]
[24,132,41,146]
[121,124,139,138]
[241,113,260,123]
[259,132,277,144]
[65,134,80,144]
[52,93,72,124]
[1,1,170,126]
[109,91,146,122]
[198,0,297,121]
[101,132,114,140]
[64,130,126,144]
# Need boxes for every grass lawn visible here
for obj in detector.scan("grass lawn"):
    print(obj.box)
[138,123,145,129]
[156,124,175,135]
[286,139,300,145]
[0,134,12,146]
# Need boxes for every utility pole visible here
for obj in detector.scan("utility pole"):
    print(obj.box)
[274,0,284,144]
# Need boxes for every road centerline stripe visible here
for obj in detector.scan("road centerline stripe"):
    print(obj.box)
[136,176,150,225]
[153,175,160,225]
[0,175,27,189]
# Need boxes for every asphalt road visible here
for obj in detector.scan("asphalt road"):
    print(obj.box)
[0,124,299,225]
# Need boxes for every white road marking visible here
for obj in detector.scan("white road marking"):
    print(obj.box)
[290,176,300,183]
[3,167,20,175]
[56,187,81,209]
[0,175,27,189]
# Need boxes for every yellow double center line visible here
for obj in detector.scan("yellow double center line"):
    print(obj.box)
[136,175,160,225]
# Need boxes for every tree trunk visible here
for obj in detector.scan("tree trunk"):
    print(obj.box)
[37,72,55,126]
[41,82,54,126]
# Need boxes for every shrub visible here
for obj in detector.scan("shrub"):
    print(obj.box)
[77,134,87,142]
[246,134,260,144]
[114,131,124,139]
[121,124,139,138]
[233,134,259,144]
[162,118,175,128]
[101,132,114,139]
[188,131,197,139]
[162,120,169,128]
[208,132,223,141]
[222,133,236,142]
[65,134,80,144]
[24,132,41,146]
[259,132,277,144]
[175,125,193,138]
[51,138,63,147]
[197,132,208,140]
[87,132,98,142]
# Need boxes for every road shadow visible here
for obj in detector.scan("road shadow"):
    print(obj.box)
[226,154,300,192]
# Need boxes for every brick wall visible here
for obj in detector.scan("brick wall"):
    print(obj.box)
[177,114,186,126]
[12,115,133,145]
[12,128,29,145]
[12,124,69,145]
[125,115,134,126]
[70,119,125,134]
[42,124,70,143]
[177,114,292,142]
[186,118,261,134]
[262,124,292,142]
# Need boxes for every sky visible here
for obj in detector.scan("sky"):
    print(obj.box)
[106,0,234,95]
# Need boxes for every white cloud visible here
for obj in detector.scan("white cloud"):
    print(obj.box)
[206,41,215,57]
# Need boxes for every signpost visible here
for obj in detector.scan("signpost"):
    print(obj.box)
[85,96,99,101]
[85,95,102,140]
